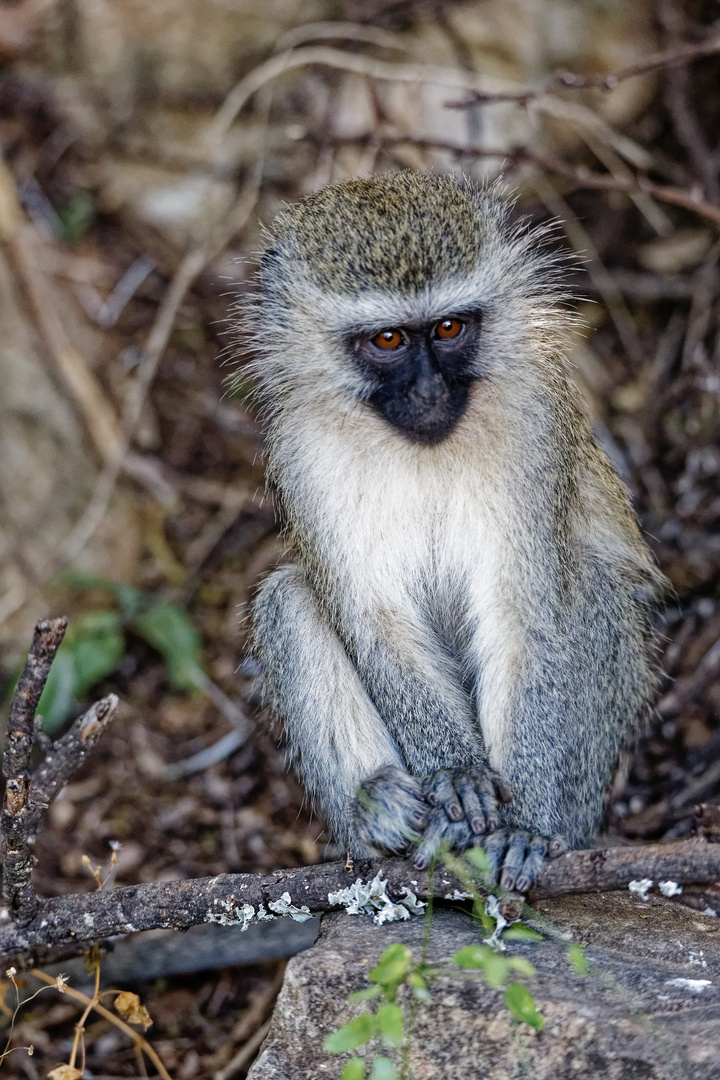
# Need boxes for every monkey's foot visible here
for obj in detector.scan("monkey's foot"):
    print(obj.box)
[480,830,568,892]
[351,765,429,855]
[421,767,513,836]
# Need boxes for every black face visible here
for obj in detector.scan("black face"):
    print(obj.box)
[351,313,482,445]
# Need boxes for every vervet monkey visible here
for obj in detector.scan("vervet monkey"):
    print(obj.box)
[243,172,665,891]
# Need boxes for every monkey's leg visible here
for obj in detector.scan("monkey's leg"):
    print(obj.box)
[252,566,428,855]
[474,565,654,890]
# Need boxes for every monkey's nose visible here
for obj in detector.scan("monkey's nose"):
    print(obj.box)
[411,371,446,406]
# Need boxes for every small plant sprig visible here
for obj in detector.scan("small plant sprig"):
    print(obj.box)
[324,846,549,1079]
[323,941,427,1080]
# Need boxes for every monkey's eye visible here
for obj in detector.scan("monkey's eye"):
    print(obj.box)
[434,318,464,340]
[371,328,405,351]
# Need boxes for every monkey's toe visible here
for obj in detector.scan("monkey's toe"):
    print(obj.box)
[479,829,567,892]
[351,765,429,855]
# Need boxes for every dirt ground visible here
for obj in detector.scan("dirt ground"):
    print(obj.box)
[0,1,719,1076]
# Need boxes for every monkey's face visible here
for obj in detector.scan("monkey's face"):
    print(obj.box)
[349,313,483,445]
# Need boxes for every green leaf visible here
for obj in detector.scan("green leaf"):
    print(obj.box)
[504,983,544,1029]
[370,1057,398,1080]
[58,191,95,243]
[324,1013,377,1054]
[131,600,207,692]
[52,571,143,615]
[37,611,124,732]
[407,972,431,1001]
[369,945,413,987]
[472,898,496,933]
[567,944,588,976]
[376,1003,404,1048]
[465,847,491,875]
[347,986,382,1004]
[503,924,543,942]
[508,957,537,977]
[340,1059,366,1080]
[452,945,495,969]
[35,650,76,733]
[70,612,124,692]
[483,952,511,987]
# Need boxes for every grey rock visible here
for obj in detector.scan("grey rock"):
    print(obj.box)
[248,892,720,1080]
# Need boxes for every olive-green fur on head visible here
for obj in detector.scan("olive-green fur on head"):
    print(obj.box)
[275,172,487,296]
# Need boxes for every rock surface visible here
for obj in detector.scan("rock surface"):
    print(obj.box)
[248,892,720,1079]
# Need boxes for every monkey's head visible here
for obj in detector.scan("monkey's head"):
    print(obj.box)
[247,172,567,447]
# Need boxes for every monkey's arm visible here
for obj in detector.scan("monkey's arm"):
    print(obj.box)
[340,615,513,865]
[252,566,429,854]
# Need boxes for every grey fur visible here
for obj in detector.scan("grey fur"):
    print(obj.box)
[241,172,666,884]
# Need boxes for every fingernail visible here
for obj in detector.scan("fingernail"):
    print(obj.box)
[516,877,529,892]
[414,854,428,870]
[500,871,515,890]
[470,817,484,833]
[449,804,463,821]
[487,817,498,831]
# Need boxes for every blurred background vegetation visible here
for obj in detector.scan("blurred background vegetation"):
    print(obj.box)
[0,0,719,1074]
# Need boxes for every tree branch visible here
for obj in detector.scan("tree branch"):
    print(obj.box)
[1,842,720,970]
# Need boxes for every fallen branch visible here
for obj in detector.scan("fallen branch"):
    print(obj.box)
[1,843,720,970]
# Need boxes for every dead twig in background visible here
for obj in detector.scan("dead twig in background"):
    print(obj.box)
[30,969,173,1080]
[305,132,720,230]
[59,242,208,565]
[208,32,720,150]
[451,29,720,106]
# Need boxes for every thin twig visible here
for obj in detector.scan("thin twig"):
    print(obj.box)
[451,30,720,106]
[214,1018,272,1080]
[59,242,208,564]
[307,131,720,230]
[26,694,119,842]
[30,969,174,1080]
[660,0,720,205]
[207,33,720,151]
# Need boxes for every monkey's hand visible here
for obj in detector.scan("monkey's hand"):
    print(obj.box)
[480,830,568,892]
[412,766,513,870]
[350,765,430,855]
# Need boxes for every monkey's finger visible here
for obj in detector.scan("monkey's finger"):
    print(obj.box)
[494,778,514,804]
[421,771,463,822]
[515,835,547,893]
[483,769,513,805]
[478,829,508,884]
[499,831,530,891]
[455,778,486,834]
[412,808,450,870]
